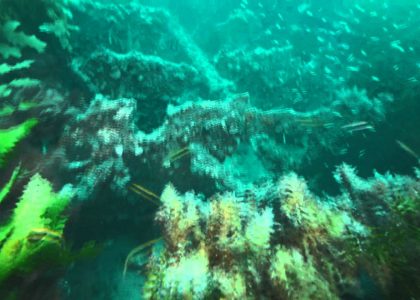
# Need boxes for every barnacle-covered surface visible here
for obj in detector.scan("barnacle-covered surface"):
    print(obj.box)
[0,0,419,299]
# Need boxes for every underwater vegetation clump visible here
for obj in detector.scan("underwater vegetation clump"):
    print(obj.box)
[334,164,420,298]
[0,118,38,167]
[0,173,71,284]
[140,177,354,299]
[132,166,419,300]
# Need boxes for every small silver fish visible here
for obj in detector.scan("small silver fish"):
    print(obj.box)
[396,140,419,163]
[347,66,360,72]
[390,40,405,53]
[339,148,348,155]
[341,121,368,129]
[348,125,375,133]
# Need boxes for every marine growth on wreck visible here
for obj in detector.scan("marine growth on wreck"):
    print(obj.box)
[0,0,419,299]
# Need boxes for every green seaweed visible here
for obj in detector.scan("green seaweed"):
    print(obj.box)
[0,173,71,284]
[0,165,20,205]
[0,118,38,167]
[364,194,420,298]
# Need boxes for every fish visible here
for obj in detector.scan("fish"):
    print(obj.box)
[317,36,326,43]
[407,77,418,83]
[396,140,419,163]
[27,228,63,246]
[324,66,332,74]
[341,121,368,129]
[323,123,335,129]
[339,148,348,155]
[390,40,405,53]
[123,237,162,277]
[348,125,375,133]
[297,3,310,13]
[354,4,366,13]
[167,146,190,163]
[129,183,160,206]
[296,117,325,128]
[341,121,375,133]
[346,65,360,72]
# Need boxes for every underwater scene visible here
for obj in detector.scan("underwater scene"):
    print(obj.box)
[0,0,419,299]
